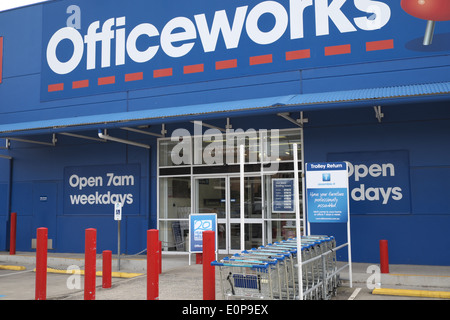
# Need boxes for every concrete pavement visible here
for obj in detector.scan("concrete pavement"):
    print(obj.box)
[1,251,450,300]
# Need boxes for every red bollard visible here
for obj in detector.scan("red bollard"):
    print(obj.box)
[158,240,162,274]
[380,239,389,274]
[84,228,97,300]
[203,230,215,300]
[35,227,48,300]
[147,229,159,300]
[102,250,112,289]
[9,212,16,255]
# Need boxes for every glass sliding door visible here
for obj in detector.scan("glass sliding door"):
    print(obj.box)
[195,175,263,254]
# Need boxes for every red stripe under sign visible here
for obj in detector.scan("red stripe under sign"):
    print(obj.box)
[250,54,273,65]
[325,44,351,56]
[125,72,143,82]
[216,59,237,70]
[98,76,115,86]
[366,39,394,51]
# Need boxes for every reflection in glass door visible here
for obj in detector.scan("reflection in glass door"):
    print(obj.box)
[195,176,263,254]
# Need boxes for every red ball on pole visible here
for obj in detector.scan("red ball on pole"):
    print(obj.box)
[401,0,450,45]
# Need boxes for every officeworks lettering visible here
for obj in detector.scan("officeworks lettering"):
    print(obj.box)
[46,0,391,75]
[43,0,444,101]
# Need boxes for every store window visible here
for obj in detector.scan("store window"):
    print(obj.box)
[158,128,303,253]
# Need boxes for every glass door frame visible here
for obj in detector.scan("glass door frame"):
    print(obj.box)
[194,173,264,255]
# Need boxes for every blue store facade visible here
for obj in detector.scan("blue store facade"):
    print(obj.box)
[0,0,449,265]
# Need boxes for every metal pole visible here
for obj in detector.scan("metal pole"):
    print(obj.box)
[423,20,435,46]
[240,144,245,252]
[346,175,353,288]
[118,220,121,271]
[293,143,304,300]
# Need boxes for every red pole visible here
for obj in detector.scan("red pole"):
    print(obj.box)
[35,227,48,300]
[203,230,215,300]
[84,228,97,300]
[380,239,389,274]
[9,212,17,255]
[158,240,162,274]
[147,229,159,300]
[102,250,112,289]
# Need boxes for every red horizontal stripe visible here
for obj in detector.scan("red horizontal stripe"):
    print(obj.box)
[325,44,351,56]
[250,54,272,65]
[286,49,310,61]
[125,72,143,82]
[72,79,89,89]
[184,64,204,74]
[98,76,115,85]
[48,83,64,92]
[215,59,237,70]
[153,68,172,78]
[366,39,394,51]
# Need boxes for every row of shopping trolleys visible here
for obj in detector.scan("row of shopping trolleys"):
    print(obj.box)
[211,235,340,300]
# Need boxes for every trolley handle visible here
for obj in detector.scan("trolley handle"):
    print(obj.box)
[211,261,269,269]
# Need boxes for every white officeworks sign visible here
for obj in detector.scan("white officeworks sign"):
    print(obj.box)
[189,214,217,253]
[40,0,450,100]
[63,164,140,215]
[306,162,349,223]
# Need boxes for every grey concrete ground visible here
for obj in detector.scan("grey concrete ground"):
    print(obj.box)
[1,252,450,301]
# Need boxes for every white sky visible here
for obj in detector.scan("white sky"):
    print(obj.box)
[0,0,50,12]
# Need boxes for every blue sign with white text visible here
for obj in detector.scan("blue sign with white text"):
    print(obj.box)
[328,150,411,214]
[190,214,217,253]
[306,162,349,223]
[272,178,295,213]
[63,164,140,215]
[40,0,450,100]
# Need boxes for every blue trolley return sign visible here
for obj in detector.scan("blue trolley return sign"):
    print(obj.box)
[305,161,353,288]
[189,213,217,265]
[306,162,349,223]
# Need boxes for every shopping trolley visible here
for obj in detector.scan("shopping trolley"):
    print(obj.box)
[212,234,342,300]
[211,259,278,300]
[232,250,292,299]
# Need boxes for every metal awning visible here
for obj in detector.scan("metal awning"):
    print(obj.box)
[0,81,448,137]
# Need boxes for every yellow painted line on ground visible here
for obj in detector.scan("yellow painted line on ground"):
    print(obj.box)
[32,268,144,278]
[372,288,450,299]
[0,265,26,271]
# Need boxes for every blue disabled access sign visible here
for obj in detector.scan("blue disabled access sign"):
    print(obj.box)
[306,162,349,223]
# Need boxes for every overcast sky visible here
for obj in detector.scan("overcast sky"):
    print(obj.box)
[0,0,50,12]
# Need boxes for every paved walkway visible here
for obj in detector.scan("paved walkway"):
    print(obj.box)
[1,251,450,300]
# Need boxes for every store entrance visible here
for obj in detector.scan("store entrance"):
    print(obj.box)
[195,175,263,254]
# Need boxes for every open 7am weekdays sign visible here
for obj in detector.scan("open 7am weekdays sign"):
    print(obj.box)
[64,164,140,215]
[306,162,349,223]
